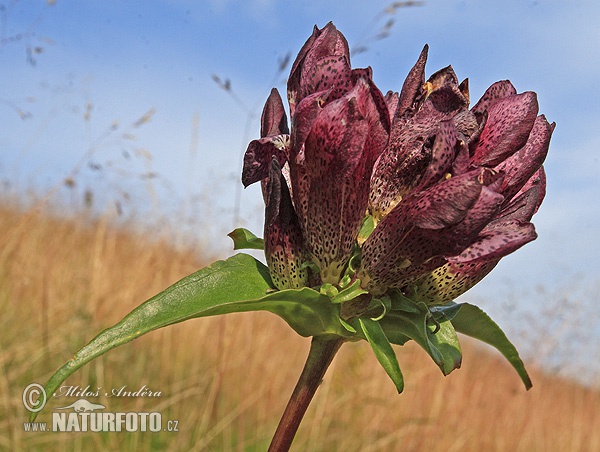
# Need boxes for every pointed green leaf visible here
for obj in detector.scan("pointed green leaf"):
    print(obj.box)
[358,317,404,393]
[30,253,347,421]
[228,228,265,250]
[451,302,532,390]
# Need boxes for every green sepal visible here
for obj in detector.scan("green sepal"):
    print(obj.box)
[330,279,368,304]
[339,317,357,333]
[451,302,532,390]
[358,317,404,393]
[319,283,338,298]
[369,296,391,321]
[380,294,462,376]
[227,228,265,250]
[30,253,349,421]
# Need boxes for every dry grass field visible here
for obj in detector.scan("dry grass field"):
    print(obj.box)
[1,202,599,451]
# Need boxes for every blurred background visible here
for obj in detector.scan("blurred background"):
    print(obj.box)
[1,1,599,450]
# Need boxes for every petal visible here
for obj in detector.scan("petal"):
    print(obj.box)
[426,65,459,90]
[516,166,546,214]
[352,76,391,166]
[448,219,537,264]
[452,139,470,175]
[295,91,372,282]
[406,260,499,305]
[396,44,428,118]
[369,140,429,220]
[290,88,331,164]
[421,81,469,117]
[445,185,504,248]
[299,53,353,105]
[242,134,290,187]
[418,119,458,189]
[287,22,351,115]
[288,25,322,116]
[369,82,468,221]
[458,78,470,104]
[261,88,289,137]
[471,80,517,115]
[264,159,309,289]
[471,91,539,166]
[413,171,486,230]
[361,171,485,286]
[384,90,400,119]
[454,109,480,142]
[495,115,554,203]
[495,185,541,222]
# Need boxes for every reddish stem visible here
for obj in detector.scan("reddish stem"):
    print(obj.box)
[268,336,344,452]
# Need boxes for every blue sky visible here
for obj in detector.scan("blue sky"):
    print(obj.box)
[1,0,599,383]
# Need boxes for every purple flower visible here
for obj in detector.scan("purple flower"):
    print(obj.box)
[359,51,554,301]
[244,23,389,287]
[242,23,553,303]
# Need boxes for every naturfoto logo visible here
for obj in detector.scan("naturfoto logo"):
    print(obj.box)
[23,385,177,433]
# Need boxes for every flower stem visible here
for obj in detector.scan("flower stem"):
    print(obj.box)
[268,336,344,452]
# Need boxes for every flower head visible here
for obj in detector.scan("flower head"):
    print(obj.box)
[242,22,553,304]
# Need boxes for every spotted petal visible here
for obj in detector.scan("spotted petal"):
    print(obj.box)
[471,80,517,115]
[396,44,428,118]
[242,135,290,187]
[495,115,554,203]
[362,171,491,290]
[418,119,458,189]
[261,88,289,137]
[293,79,389,283]
[369,76,469,220]
[406,260,499,305]
[287,22,352,116]
[471,91,539,166]
[448,219,537,264]
[264,159,308,290]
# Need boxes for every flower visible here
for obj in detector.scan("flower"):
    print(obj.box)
[244,22,390,287]
[242,22,554,305]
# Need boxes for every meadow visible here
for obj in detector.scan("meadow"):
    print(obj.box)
[1,201,599,451]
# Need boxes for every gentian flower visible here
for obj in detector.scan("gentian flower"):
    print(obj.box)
[243,22,554,306]
[33,23,554,451]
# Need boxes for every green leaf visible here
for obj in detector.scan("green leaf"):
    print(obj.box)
[380,295,462,376]
[228,228,265,250]
[358,318,404,393]
[30,253,347,421]
[430,302,462,322]
[451,303,532,390]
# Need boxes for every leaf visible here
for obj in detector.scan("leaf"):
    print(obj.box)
[451,302,532,390]
[430,301,463,322]
[228,228,265,250]
[358,317,404,393]
[30,253,346,421]
[380,294,462,375]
